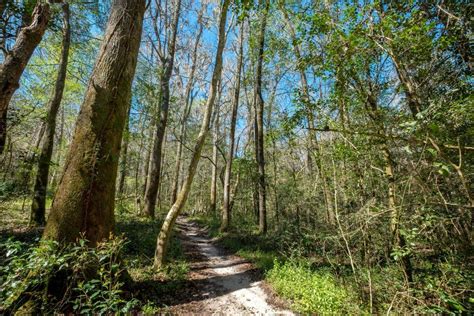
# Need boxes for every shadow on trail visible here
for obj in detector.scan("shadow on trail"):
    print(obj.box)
[191,260,251,271]
[132,268,262,307]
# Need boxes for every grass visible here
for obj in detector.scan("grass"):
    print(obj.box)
[267,259,362,314]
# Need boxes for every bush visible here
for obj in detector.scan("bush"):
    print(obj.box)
[0,235,138,314]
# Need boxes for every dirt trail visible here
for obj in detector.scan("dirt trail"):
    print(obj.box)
[170,217,293,315]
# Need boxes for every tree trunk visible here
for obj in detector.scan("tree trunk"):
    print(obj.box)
[42,0,146,245]
[209,103,219,215]
[0,1,50,154]
[143,0,182,218]
[117,105,131,197]
[279,3,316,174]
[142,117,154,198]
[30,3,70,227]
[254,0,269,234]
[49,106,65,188]
[0,1,5,17]
[221,25,243,232]
[170,9,204,203]
[154,0,229,268]
[366,93,413,283]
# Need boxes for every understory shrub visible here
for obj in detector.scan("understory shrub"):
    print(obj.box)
[0,235,137,314]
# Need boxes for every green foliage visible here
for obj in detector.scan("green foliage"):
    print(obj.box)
[0,235,137,314]
[267,259,362,314]
[140,301,162,314]
[114,211,189,308]
[237,249,277,271]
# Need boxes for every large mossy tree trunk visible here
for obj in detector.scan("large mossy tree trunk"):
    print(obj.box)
[42,0,146,244]
[0,1,50,154]
[143,0,182,218]
[30,2,70,227]
[254,0,269,234]
[221,24,243,232]
[154,0,230,268]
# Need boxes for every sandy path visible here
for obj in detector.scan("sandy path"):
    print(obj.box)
[170,217,293,315]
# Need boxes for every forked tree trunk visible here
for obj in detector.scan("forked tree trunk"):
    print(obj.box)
[254,0,269,234]
[30,2,70,226]
[0,1,50,154]
[221,24,243,232]
[154,0,229,268]
[42,0,146,244]
[143,0,182,218]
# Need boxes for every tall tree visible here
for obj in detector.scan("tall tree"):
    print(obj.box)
[154,0,230,268]
[30,2,71,226]
[209,100,219,215]
[143,0,182,218]
[278,2,317,173]
[117,105,131,197]
[170,7,205,204]
[221,24,243,232]
[42,0,146,244]
[0,1,50,154]
[254,0,269,234]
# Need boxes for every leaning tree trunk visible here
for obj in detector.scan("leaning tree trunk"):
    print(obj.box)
[0,1,50,154]
[30,3,70,227]
[154,0,229,268]
[143,0,182,218]
[254,0,269,234]
[42,0,145,244]
[221,24,243,232]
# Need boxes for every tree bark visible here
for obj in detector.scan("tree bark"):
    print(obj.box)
[221,24,243,232]
[154,0,229,268]
[143,0,182,218]
[0,1,50,154]
[254,0,269,234]
[30,2,70,227]
[42,0,146,244]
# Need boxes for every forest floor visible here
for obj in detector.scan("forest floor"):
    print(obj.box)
[0,200,293,314]
[168,217,293,315]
